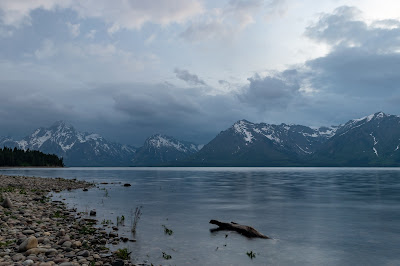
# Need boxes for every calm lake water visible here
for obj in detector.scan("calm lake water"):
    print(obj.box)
[1,167,400,265]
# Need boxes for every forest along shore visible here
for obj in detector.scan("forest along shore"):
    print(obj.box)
[0,175,134,266]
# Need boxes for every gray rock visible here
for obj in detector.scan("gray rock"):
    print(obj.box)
[23,229,35,235]
[22,259,34,265]
[2,197,12,208]
[45,248,57,256]
[90,210,96,216]
[77,250,90,257]
[72,240,82,248]
[12,253,26,261]
[25,247,48,255]
[19,236,38,252]
[59,263,75,266]
[112,260,124,266]
[58,235,71,245]
[56,229,65,237]
[62,241,72,248]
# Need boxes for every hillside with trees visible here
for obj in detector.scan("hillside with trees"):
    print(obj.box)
[0,147,64,167]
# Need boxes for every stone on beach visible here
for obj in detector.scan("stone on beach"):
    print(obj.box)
[2,196,12,208]
[18,236,38,252]
[0,174,134,265]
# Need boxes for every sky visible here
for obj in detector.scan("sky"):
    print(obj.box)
[1,0,400,146]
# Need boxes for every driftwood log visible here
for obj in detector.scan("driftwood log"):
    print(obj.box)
[209,219,270,239]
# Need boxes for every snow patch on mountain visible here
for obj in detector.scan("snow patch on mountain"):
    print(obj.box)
[148,135,187,152]
[373,147,379,157]
[16,140,28,150]
[231,120,339,154]
[0,121,137,166]
[233,120,254,143]
[30,130,52,148]
[147,134,201,153]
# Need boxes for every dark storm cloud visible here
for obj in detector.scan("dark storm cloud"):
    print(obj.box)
[303,6,400,97]
[174,68,207,86]
[238,70,300,109]
[0,80,78,136]
[109,83,244,144]
[3,5,400,147]
[305,6,400,52]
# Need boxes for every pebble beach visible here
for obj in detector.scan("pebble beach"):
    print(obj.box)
[0,175,135,266]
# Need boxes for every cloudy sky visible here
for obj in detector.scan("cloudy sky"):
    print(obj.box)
[1,0,400,146]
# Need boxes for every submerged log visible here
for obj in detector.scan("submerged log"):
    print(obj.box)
[209,219,270,239]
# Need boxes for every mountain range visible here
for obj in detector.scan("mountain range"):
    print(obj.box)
[1,112,400,166]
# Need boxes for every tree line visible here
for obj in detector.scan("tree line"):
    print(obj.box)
[0,147,64,167]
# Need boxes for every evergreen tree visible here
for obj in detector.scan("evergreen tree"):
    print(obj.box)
[0,147,64,167]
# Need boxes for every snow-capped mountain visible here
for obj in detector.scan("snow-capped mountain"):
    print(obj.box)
[0,121,137,166]
[312,112,400,166]
[3,112,400,167]
[132,134,202,166]
[183,112,400,166]
[184,119,336,166]
[231,120,337,155]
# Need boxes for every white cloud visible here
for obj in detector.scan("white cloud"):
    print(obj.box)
[0,0,203,32]
[85,29,96,39]
[145,34,157,45]
[34,39,57,59]
[0,27,13,37]
[0,0,71,27]
[66,22,80,38]
[181,0,263,42]
[265,0,288,20]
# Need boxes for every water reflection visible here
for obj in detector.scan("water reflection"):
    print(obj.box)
[1,167,400,265]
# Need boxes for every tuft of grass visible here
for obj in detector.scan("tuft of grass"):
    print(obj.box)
[52,210,67,219]
[246,251,256,259]
[131,206,142,234]
[79,226,96,235]
[100,187,109,197]
[115,248,131,260]
[117,215,125,226]
[0,186,16,193]
[162,251,172,260]
[98,245,109,251]
[101,219,112,225]
[0,240,14,247]
[162,225,173,235]
[82,241,90,249]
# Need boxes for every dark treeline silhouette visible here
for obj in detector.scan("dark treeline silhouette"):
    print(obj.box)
[0,147,64,167]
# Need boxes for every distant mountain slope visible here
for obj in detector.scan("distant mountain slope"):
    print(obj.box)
[312,112,400,166]
[0,121,137,166]
[184,120,337,166]
[2,112,400,167]
[0,147,64,167]
[132,134,202,166]
[182,112,400,166]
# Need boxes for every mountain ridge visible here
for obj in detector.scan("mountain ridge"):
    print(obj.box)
[0,121,137,166]
[2,112,400,166]
[132,134,201,166]
[179,112,400,166]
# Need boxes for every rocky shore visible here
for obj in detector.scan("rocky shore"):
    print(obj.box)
[0,175,134,266]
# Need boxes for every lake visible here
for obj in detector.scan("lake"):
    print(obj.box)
[1,167,399,265]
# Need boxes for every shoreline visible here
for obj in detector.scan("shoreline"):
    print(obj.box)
[0,167,64,169]
[0,175,134,266]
